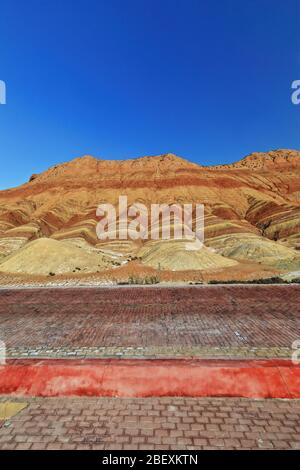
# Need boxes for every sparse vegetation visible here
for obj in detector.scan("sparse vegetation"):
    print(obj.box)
[111,261,121,266]
[208,277,287,284]
[145,275,160,284]
[117,275,160,285]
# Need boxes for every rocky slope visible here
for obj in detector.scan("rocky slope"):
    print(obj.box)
[0,149,299,279]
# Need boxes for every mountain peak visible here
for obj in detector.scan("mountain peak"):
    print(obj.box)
[212,149,300,170]
[26,148,300,185]
[121,152,192,164]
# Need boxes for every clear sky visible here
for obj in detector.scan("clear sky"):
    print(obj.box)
[0,0,300,189]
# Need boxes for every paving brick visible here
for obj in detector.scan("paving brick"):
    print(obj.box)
[0,286,299,359]
[1,396,299,450]
[15,443,32,450]
[0,287,299,450]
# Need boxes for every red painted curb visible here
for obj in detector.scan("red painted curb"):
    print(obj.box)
[0,358,299,398]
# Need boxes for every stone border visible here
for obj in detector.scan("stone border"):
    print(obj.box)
[6,346,293,360]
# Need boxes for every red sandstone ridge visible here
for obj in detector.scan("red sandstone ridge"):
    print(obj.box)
[0,149,299,280]
[212,149,300,171]
[26,153,200,183]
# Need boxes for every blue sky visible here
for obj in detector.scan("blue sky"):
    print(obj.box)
[0,0,300,189]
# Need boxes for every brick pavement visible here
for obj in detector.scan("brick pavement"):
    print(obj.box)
[0,286,299,450]
[0,396,299,450]
[0,285,299,358]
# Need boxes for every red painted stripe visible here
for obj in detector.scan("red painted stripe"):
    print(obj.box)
[0,358,299,398]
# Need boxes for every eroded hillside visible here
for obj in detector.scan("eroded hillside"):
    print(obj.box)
[0,149,299,281]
